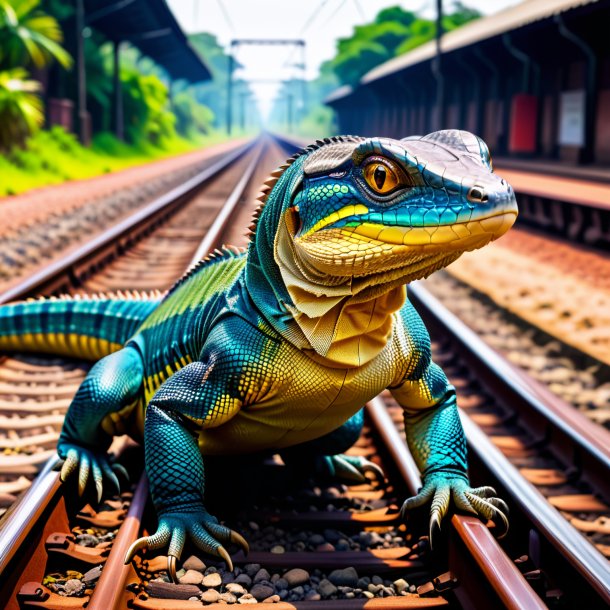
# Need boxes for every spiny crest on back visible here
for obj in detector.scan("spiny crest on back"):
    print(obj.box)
[165,245,246,298]
[246,136,365,241]
[23,290,164,304]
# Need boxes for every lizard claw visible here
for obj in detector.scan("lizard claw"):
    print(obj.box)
[318,454,386,485]
[58,442,120,502]
[124,509,248,583]
[400,474,509,545]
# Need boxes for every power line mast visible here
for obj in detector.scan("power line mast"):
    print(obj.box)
[226,39,306,135]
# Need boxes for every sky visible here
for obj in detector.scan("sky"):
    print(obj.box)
[167,0,522,118]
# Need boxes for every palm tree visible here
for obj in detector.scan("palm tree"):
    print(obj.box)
[0,0,72,70]
[0,67,43,148]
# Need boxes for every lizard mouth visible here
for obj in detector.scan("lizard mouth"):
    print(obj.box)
[337,210,517,250]
[293,210,517,278]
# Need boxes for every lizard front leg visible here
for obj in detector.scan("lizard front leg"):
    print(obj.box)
[393,360,509,541]
[58,345,143,500]
[124,360,248,582]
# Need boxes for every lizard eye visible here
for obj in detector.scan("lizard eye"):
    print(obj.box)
[362,158,407,195]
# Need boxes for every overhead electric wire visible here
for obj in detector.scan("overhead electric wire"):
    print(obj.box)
[215,0,236,32]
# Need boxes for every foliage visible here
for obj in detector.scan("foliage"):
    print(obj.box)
[0,0,71,70]
[173,91,215,138]
[329,4,481,86]
[0,67,43,148]
[0,125,230,196]
[120,68,177,145]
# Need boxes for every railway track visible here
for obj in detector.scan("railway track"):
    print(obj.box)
[0,132,606,608]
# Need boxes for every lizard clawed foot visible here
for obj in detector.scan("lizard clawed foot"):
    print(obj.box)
[400,476,509,546]
[317,454,385,485]
[57,442,124,502]
[124,509,249,583]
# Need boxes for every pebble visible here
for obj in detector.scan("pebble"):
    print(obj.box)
[328,567,358,587]
[226,582,247,595]
[270,545,285,554]
[238,593,258,604]
[251,584,274,601]
[318,578,338,598]
[201,589,221,603]
[363,590,375,599]
[147,581,202,600]
[262,594,280,603]
[249,521,260,531]
[202,572,222,587]
[220,592,238,603]
[253,568,270,583]
[183,555,206,572]
[82,565,103,585]
[274,578,288,591]
[283,568,310,587]
[179,569,204,585]
[394,578,409,594]
[316,542,335,551]
[245,564,261,578]
[305,590,321,601]
[309,534,325,546]
[64,579,84,596]
[235,574,252,587]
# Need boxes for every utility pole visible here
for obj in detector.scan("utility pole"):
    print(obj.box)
[432,0,444,130]
[239,92,248,132]
[112,40,123,140]
[226,48,234,135]
[75,0,89,145]
[286,93,294,133]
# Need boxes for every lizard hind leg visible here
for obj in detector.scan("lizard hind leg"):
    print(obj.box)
[58,345,144,501]
[280,409,385,485]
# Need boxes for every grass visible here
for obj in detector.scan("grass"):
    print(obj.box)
[0,127,247,197]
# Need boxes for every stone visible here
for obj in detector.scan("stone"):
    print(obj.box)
[183,555,206,572]
[335,540,350,551]
[251,584,274,601]
[253,568,270,583]
[245,564,261,578]
[220,592,238,603]
[317,542,335,552]
[82,566,103,585]
[309,534,325,546]
[226,582,247,595]
[147,581,202,600]
[368,583,382,594]
[274,578,288,591]
[363,591,375,599]
[179,570,204,585]
[235,574,252,587]
[238,593,258,604]
[262,594,280,603]
[201,589,221,603]
[372,575,383,585]
[318,579,337,598]
[328,567,358,588]
[270,545,285,554]
[305,590,321,601]
[393,578,409,594]
[248,521,260,531]
[202,572,222,587]
[283,568,310,587]
[64,579,84,596]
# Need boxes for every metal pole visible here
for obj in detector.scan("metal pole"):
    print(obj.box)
[75,0,88,144]
[113,40,124,140]
[432,0,444,130]
[287,94,293,132]
[239,93,247,132]
[226,50,234,135]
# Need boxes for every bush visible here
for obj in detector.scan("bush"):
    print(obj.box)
[173,91,215,139]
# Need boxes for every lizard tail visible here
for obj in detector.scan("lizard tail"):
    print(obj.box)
[0,291,162,361]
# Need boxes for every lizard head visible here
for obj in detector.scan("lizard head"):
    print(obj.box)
[282,130,517,283]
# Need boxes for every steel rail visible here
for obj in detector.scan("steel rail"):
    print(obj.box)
[409,281,610,497]
[366,397,545,610]
[0,137,269,608]
[0,138,257,305]
[408,282,610,605]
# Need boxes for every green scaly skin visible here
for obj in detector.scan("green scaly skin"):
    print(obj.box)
[0,131,516,580]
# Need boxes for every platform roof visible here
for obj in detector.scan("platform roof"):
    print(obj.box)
[85,0,211,83]
[326,0,600,103]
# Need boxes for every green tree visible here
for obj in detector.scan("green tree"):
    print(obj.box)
[0,67,43,148]
[0,0,71,70]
